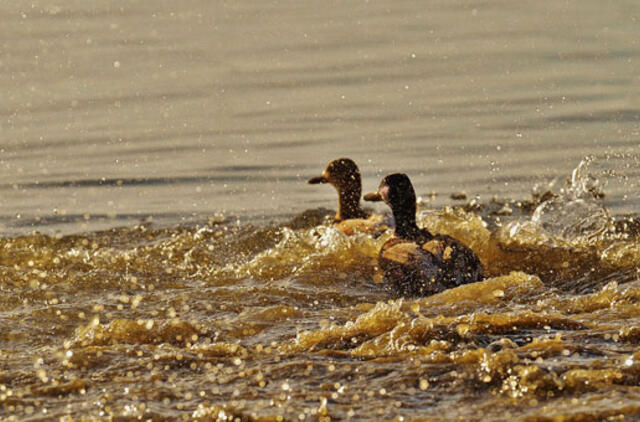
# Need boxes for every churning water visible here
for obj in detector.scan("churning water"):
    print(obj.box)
[1,0,640,420]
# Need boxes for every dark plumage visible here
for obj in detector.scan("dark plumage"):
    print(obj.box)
[308,158,388,235]
[364,173,484,296]
[308,158,367,221]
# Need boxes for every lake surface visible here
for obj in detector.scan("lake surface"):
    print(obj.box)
[1,0,639,233]
[1,0,640,421]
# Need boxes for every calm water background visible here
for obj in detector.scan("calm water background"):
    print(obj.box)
[1,0,639,233]
[2,2,640,421]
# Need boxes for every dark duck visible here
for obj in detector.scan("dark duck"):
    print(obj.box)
[308,158,388,236]
[364,173,484,296]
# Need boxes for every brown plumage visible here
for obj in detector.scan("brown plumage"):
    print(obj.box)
[308,158,387,236]
[364,173,484,296]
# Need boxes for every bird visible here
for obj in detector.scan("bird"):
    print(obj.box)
[364,173,484,296]
[308,158,388,236]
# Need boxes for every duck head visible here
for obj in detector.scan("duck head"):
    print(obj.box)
[364,173,422,239]
[308,158,365,221]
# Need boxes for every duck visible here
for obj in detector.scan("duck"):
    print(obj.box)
[364,173,484,296]
[308,158,388,236]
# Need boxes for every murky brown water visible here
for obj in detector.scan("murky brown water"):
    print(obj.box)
[2,180,640,421]
[1,0,640,420]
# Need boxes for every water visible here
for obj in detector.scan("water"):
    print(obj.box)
[1,0,640,420]
[1,0,639,233]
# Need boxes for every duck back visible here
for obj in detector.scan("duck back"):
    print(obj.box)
[378,231,484,297]
[427,234,485,286]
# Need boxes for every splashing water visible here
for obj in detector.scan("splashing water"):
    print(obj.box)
[531,157,611,241]
[2,161,640,421]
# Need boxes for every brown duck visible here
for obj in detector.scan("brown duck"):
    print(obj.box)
[308,158,388,236]
[364,173,484,296]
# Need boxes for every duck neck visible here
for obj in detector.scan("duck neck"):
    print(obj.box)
[392,202,426,239]
[336,186,363,221]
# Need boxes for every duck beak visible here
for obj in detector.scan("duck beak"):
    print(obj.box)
[307,175,328,184]
[363,192,383,202]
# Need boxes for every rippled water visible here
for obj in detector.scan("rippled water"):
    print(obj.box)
[1,0,639,233]
[2,174,640,420]
[1,0,640,420]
